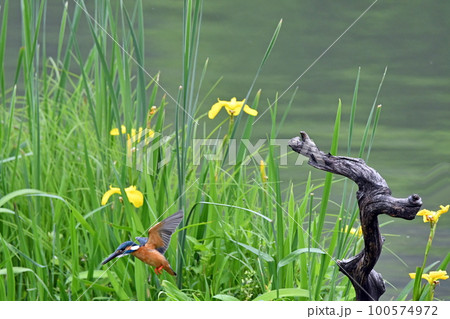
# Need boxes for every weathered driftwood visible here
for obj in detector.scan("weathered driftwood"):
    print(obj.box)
[289,131,422,301]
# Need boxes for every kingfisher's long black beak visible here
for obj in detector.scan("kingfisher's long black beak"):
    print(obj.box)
[101,250,122,265]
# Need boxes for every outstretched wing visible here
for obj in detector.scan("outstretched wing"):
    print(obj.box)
[146,210,184,254]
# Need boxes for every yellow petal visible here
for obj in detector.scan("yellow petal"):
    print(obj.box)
[410,271,449,285]
[101,186,121,205]
[244,104,258,116]
[208,100,224,119]
[110,125,127,136]
[416,209,431,216]
[260,160,267,181]
[417,209,434,223]
[429,270,449,282]
[223,98,244,115]
[439,205,449,213]
[125,185,144,208]
[422,274,433,285]
[410,272,433,284]
[110,128,119,135]
[137,127,145,141]
[143,130,155,147]
[127,135,132,155]
[225,105,242,116]
[101,185,144,208]
[436,205,449,219]
[130,127,145,143]
[346,226,362,238]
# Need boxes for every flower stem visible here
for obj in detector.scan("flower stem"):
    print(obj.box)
[220,115,234,157]
[428,284,435,301]
[421,223,436,273]
[414,222,437,300]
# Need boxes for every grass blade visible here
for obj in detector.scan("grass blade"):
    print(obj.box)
[253,288,309,301]
[229,18,282,140]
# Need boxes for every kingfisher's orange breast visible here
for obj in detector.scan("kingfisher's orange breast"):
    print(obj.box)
[132,246,169,268]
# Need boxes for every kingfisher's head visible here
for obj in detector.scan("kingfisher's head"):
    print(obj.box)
[101,241,140,265]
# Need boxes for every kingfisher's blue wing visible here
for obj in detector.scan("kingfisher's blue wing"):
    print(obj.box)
[135,237,148,246]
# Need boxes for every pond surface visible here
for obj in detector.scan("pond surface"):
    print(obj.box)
[4,0,450,300]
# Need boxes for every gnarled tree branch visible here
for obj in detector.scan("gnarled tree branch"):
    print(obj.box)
[289,131,422,301]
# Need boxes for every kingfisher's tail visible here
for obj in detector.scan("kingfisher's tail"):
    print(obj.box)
[164,265,177,276]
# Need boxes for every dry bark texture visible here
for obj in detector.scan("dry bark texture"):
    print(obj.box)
[289,131,422,301]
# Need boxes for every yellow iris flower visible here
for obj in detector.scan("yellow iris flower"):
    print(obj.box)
[352,226,363,238]
[208,97,258,119]
[110,125,127,135]
[343,225,363,238]
[101,185,144,208]
[110,126,155,158]
[409,270,449,285]
[417,205,449,224]
[260,160,268,182]
[110,126,155,140]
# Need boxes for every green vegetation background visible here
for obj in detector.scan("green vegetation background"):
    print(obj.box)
[1,0,449,301]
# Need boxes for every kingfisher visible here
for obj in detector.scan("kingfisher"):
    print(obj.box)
[101,210,183,276]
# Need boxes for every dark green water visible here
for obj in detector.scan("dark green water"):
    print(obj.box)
[4,0,450,300]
